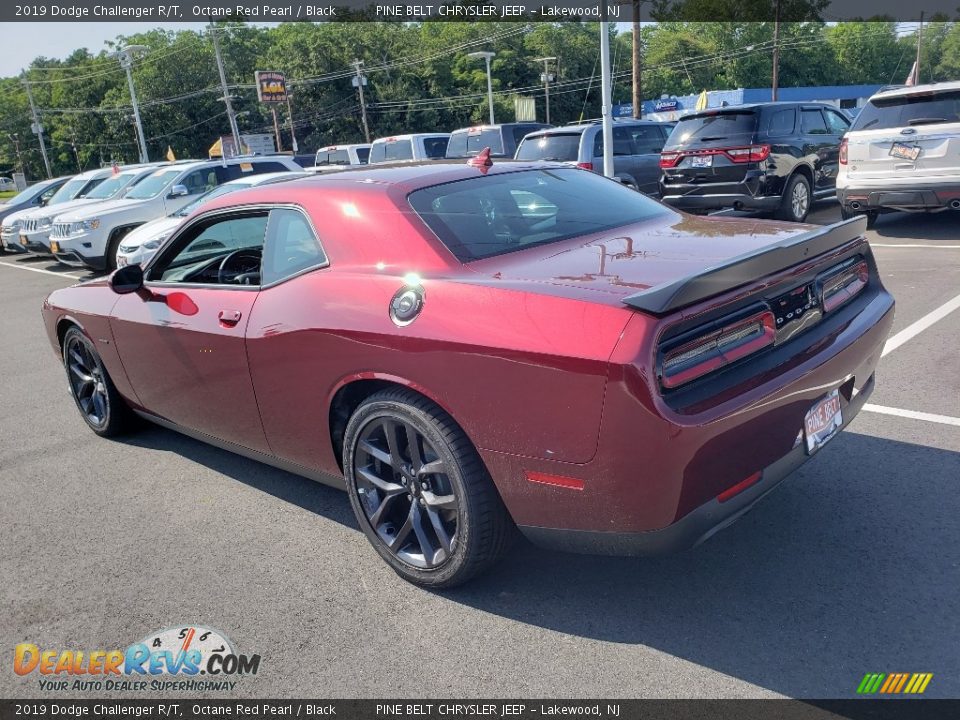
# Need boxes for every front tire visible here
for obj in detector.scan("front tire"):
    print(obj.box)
[343,388,514,588]
[775,173,811,223]
[63,327,136,437]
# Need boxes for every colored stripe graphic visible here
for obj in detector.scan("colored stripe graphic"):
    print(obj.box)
[858,672,933,694]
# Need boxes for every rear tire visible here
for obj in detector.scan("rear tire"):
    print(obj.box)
[62,327,137,437]
[775,174,811,223]
[343,388,514,588]
[841,205,878,229]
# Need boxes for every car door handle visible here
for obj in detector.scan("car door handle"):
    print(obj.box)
[218,309,242,327]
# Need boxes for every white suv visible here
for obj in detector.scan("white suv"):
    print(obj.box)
[838,81,960,227]
[50,155,301,270]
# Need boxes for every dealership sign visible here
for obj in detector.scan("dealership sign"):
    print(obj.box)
[654,99,680,112]
[255,71,288,104]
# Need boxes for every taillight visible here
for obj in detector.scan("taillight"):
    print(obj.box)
[659,152,681,169]
[820,259,868,313]
[839,137,848,165]
[661,310,776,389]
[576,161,593,171]
[726,144,770,163]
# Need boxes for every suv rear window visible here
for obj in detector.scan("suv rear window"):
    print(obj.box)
[445,129,505,158]
[665,111,758,148]
[409,168,669,262]
[852,90,960,131]
[515,133,582,162]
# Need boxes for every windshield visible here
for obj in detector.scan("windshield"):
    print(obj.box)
[665,111,758,148]
[126,169,183,200]
[409,168,670,262]
[370,139,414,163]
[446,129,505,158]
[174,184,242,217]
[48,177,88,205]
[4,182,53,205]
[85,173,136,200]
[852,90,960,131]
[515,133,582,162]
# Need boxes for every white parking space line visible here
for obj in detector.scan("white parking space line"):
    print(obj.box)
[882,293,960,358]
[0,260,82,280]
[863,404,960,428]
[872,243,960,249]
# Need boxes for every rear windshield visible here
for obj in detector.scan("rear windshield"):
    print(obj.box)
[665,111,758,148]
[370,139,414,163]
[445,129,505,158]
[315,149,350,165]
[409,168,670,262]
[515,133,582,162]
[852,90,960,131]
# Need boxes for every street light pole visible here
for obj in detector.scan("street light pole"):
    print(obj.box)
[209,21,242,156]
[117,45,149,163]
[468,51,496,125]
[534,57,556,124]
[599,2,614,179]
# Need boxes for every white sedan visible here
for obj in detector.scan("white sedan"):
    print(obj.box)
[115,170,307,268]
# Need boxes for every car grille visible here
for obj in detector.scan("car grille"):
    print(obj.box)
[22,219,36,233]
[50,222,71,238]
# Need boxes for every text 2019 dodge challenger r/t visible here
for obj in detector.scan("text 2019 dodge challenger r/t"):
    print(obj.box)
[42,158,894,587]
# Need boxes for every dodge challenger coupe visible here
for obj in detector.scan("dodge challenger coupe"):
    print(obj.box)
[42,157,894,587]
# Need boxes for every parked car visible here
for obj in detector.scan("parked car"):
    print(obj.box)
[515,119,675,195]
[368,134,450,164]
[17,164,165,255]
[116,170,308,268]
[312,144,371,172]
[43,159,893,587]
[0,177,16,192]
[49,155,301,271]
[837,81,960,228]
[1,171,110,255]
[0,177,69,251]
[446,123,551,160]
[659,102,851,222]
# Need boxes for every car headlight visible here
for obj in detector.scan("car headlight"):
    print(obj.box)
[38,217,53,228]
[142,234,169,250]
[73,218,99,234]
[1,221,18,234]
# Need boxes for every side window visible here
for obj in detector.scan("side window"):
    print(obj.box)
[801,109,829,135]
[355,148,370,164]
[768,109,796,137]
[251,161,291,173]
[422,137,449,159]
[824,109,851,135]
[182,168,219,195]
[612,126,633,156]
[592,130,603,157]
[629,126,665,154]
[150,212,269,284]
[38,187,58,204]
[261,208,327,285]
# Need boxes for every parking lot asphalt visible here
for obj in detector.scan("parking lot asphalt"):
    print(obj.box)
[1,203,958,700]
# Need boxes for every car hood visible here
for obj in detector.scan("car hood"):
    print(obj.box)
[19,196,102,221]
[54,197,144,223]
[1,207,36,227]
[465,213,816,305]
[121,215,181,247]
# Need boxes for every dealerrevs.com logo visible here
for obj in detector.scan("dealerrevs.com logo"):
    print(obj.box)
[13,625,261,692]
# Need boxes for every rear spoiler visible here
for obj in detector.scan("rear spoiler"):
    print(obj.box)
[622,216,868,315]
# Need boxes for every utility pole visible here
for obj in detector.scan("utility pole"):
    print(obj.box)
[209,21,242,157]
[534,57,556,124]
[916,12,925,85]
[271,107,283,152]
[8,133,23,174]
[599,2,614,179]
[22,74,52,178]
[285,92,299,153]
[468,51,496,126]
[771,0,781,101]
[117,46,150,163]
[631,0,642,118]
[352,59,371,143]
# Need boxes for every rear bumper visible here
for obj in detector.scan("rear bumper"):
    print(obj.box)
[661,192,781,212]
[521,372,875,556]
[660,173,782,212]
[838,183,960,211]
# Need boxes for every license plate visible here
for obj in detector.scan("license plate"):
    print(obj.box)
[804,389,843,454]
[689,155,713,168]
[889,142,921,161]
[116,255,127,268]
[49,240,59,253]
[20,234,28,246]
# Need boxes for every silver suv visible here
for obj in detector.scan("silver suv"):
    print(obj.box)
[515,120,675,196]
[838,81,960,226]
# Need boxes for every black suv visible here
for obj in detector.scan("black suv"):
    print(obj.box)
[445,123,552,159]
[659,102,851,222]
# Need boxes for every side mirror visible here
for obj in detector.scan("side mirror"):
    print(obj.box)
[110,263,144,294]
[169,184,189,198]
[38,196,49,207]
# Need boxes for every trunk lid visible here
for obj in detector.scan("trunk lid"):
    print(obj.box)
[661,109,761,186]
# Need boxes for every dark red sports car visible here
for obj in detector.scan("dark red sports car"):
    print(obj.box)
[42,160,894,587]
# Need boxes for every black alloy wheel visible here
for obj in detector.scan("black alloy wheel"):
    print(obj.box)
[343,388,514,588]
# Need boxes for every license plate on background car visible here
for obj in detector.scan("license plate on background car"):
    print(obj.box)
[20,234,28,246]
[889,142,921,161]
[116,255,127,267]
[690,155,713,168]
[49,240,59,253]
[804,389,843,454]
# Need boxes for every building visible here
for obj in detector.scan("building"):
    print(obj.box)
[614,84,883,121]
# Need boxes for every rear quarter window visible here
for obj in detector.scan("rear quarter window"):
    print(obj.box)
[766,108,796,137]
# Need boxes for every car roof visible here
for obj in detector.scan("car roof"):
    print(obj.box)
[871,80,960,99]
[318,144,371,151]
[222,170,308,187]
[372,133,451,143]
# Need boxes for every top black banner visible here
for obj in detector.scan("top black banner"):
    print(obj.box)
[3,0,955,23]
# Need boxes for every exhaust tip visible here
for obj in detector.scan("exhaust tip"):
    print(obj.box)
[849,201,862,211]
[950,199,960,210]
